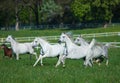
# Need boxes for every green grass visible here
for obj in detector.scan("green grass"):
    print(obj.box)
[0,27,120,37]
[0,27,120,83]
[0,48,120,83]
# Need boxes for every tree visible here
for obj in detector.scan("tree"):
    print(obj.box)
[71,0,91,22]
[23,0,42,28]
[71,0,120,23]
[39,0,62,24]
[0,0,15,30]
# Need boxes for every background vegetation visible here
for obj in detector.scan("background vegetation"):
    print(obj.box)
[0,0,120,30]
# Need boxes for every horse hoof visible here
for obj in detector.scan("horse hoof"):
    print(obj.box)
[33,65,36,67]
[62,65,65,68]
[55,66,58,68]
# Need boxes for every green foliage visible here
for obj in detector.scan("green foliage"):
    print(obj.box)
[71,0,91,21]
[71,0,120,22]
[19,7,34,25]
[0,0,120,29]
[0,0,15,27]
[39,0,62,23]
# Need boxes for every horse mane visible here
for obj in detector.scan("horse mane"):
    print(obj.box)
[39,37,50,44]
[1,44,7,46]
[9,35,19,43]
[65,32,74,42]
[10,35,16,40]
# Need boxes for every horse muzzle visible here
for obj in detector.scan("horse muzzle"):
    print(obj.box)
[58,40,62,44]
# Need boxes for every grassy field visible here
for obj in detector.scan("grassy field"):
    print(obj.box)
[0,27,120,83]
[0,27,120,37]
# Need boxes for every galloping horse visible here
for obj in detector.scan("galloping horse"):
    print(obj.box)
[32,37,65,67]
[55,33,96,67]
[5,35,38,60]
[74,35,110,66]
[0,44,12,58]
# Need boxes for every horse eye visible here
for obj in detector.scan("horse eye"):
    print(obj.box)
[35,41,37,43]
[77,39,79,41]
[63,36,65,38]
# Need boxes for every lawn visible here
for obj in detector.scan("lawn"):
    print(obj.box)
[0,27,120,37]
[0,27,120,83]
[0,48,120,83]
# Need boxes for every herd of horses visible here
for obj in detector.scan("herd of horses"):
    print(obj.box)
[0,32,110,68]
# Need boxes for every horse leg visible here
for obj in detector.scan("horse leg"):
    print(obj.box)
[85,55,93,67]
[40,56,43,66]
[55,55,63,67]
[105,58,109,66]
[33,55,41,67]
[85,59,92,67]
[16,53,19,60]
[104,54,109,66]
[30,49,38,59]
[30,54,32,60]
[33,52,38,59]
[61,55,66,67]
[3,54,5,58]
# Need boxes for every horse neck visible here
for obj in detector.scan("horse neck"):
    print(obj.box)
[80,38,89,46]
[38,39,50,49]
[10,38,18,46]
[65,36,74,48]
[2,46,9,52]
[5,47,9,51]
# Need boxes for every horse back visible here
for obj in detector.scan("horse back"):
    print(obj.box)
[13,43,33,54]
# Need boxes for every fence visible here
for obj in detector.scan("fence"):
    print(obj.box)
[1,23,120,30]
[0,32,120,48]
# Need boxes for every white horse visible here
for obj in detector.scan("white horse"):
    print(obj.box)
[32,37,65,67]
[5,35,38,60]
[55,33,96,67]
[74,35,110,66]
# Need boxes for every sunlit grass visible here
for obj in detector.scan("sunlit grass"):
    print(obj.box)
[0,27,120,37]
[0,27,120,83]
[0,48,120,83]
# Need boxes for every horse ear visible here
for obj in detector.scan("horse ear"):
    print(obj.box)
[66,31,73,37]
[61,32,65,35]
[78,34,81,37]
[11,35,15,40]
[35,37,39,39]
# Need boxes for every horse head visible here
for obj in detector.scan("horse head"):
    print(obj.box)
[32,37,40,47]
[74,35,89,46]
[74,36,82,44]
[5,35,14,43]
[58,33,67,44]
[0,44,7,49]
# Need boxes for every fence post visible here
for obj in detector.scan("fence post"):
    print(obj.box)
[118,32,120,36]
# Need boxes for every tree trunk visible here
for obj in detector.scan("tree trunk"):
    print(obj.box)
[109,19,112,24]
[15,0,19,31]
[15,19,19,31]
[35,0,40,28]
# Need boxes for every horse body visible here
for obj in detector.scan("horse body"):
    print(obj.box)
[74,36,109,65]
[64,42,86,59]
[32,37,65,67]
[13,43,34,54]
[56,33,95,67]
[0,44,12,58]
[5,35,37,60]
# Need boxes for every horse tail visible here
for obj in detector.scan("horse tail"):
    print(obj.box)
[105,43,111,48]
[89,38,96,49]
